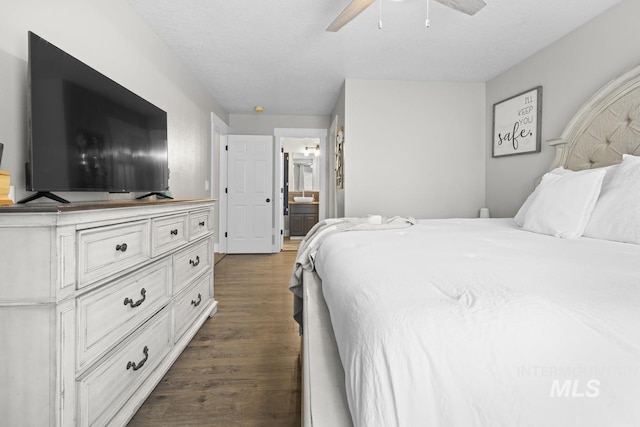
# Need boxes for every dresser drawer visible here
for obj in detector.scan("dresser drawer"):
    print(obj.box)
[173,238,212,294]
[189,209,213,241]
[76,258,172,370]
[78,220,150,288]
[78,307,173,427]
[152,213,189,257]
[174,273,213,340]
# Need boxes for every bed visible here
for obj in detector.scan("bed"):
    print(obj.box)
[293,63,640,427]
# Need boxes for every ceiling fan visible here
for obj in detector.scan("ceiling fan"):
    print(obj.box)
[326,0,486,32]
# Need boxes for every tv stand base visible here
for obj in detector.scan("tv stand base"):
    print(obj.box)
[18,191,70,204]
[136,192,173,200]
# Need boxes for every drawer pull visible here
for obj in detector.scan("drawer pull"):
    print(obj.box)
[170,229,178,236]
[189,256,200,267]
[199,221,206,227]
[115,243,128,252]
[191,293,202,307]
[126,346,149,371]
[124,288,147,308]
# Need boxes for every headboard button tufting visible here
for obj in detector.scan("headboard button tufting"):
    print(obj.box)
[548,65,640,171]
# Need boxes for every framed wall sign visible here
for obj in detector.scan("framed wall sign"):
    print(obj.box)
[336,126,344,189]
[492,86,542,157]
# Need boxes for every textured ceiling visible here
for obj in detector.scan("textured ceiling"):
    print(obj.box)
[128,0,622,116]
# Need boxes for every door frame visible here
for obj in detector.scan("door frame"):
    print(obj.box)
[274,128,328,252]
[211,112,229,254]
[217,126,327,254]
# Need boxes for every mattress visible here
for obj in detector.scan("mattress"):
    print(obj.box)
[313,218,640,427]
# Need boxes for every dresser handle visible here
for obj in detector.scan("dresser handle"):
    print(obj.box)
[115,243,128,252]
[189,256,200,267]
[199,221,205,227]
[124,288,147,308]
[170,229,178,236]
[191,293,202,307]
[126,346,149,371]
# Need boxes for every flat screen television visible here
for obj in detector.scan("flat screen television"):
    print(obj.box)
[24,31,169,203]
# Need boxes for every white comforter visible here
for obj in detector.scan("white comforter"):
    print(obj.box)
[314,219,640,427]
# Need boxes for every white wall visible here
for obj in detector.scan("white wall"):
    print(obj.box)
[229,114,329,135]
[344,79,486,218]
[0,0,227,202]
[485,0,640,218]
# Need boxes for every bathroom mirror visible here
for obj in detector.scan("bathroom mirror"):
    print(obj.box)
[291,153,319,191]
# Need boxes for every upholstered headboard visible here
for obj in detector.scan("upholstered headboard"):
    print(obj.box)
[548,64,640,171]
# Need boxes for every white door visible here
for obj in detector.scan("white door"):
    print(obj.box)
[227,135,273,253]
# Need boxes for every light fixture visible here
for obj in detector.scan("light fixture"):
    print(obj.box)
[305,144,321,156]
[254,106,264,113]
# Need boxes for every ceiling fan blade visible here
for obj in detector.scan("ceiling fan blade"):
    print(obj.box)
[326,0,376,32]
[433,0,486,16]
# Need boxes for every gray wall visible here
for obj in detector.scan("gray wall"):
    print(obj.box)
[485,0,640,217]
[0,0,226,203]
[344,79,486,219]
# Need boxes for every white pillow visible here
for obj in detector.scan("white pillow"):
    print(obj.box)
[589,163,619,192]
[514,165,619,227]
[513,173,562,227]
[521,168,606,239]
[584,154,640,244]
[547,166,574,176]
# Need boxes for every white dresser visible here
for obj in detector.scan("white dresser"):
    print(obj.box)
[0,198,217,426]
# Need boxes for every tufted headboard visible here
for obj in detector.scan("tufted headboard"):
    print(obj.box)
[548,64,640,171]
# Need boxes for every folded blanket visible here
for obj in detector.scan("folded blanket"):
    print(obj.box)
[289,215,417,326]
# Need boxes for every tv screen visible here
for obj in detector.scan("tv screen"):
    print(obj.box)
[27,31,168,197]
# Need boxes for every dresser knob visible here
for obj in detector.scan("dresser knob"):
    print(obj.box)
[191,293,202,307]
[189,256,200,267]
[199,221,205,227]
[115,243,128,252]
[124,288,147,308]
[170,229,178,236]
[126,346,149,371]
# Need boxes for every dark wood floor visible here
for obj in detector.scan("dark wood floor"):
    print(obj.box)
[128,251,301,426]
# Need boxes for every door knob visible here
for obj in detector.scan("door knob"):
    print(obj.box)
[266,198,271,203]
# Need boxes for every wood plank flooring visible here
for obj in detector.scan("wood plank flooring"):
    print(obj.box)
[282,237,301,252]
[128,251,301,426]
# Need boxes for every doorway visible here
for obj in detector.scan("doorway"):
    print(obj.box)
[273,128,328,250]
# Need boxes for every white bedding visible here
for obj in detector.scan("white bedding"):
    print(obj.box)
[314,218,640,427]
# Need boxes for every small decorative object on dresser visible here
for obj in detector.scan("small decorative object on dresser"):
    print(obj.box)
[0,170,11,205]
[0,198,217,426]
[0,142,4,166]
[492,86,542,157]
